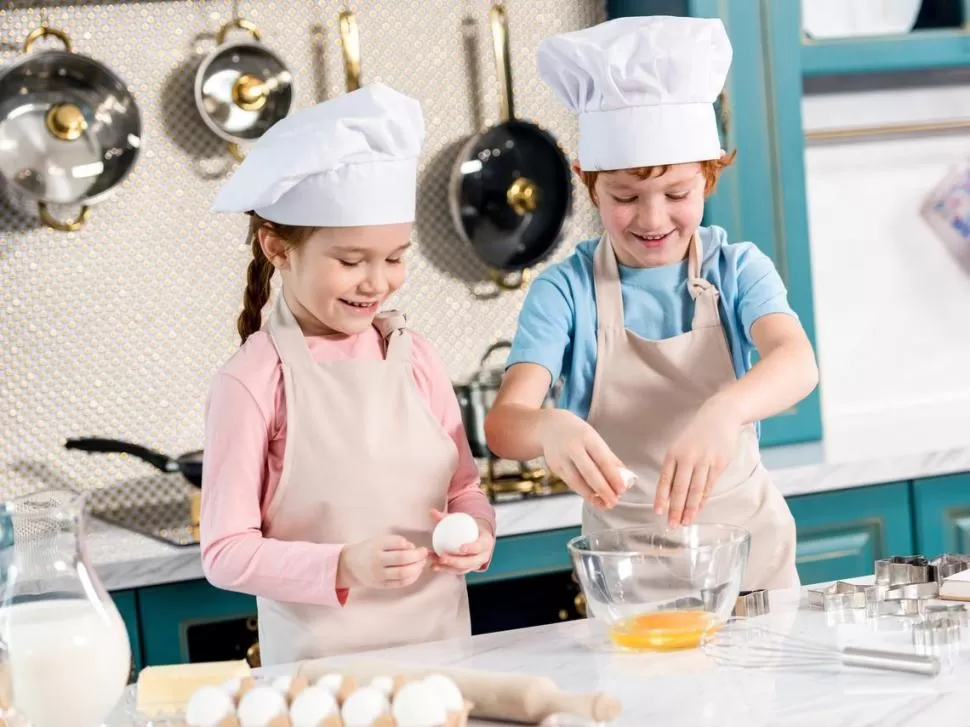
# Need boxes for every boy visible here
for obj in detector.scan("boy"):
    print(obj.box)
[484,16,818,589]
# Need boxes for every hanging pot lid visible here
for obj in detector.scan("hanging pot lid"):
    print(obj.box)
[194,18,293,146]
[0,24,142,229]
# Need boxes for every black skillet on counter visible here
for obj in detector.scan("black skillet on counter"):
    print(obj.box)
[449,4,572,291]
[65,438,203,488]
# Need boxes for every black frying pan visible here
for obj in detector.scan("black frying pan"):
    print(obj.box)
[449,4,572,291]
[64,437,203,488]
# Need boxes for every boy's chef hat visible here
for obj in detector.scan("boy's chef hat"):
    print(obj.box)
[212,82,425,226]
[537,16,732,171]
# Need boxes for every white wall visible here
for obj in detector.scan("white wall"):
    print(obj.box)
[801,78,970,441]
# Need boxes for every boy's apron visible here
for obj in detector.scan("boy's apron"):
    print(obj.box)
[256,293,470,666]
[583,233,799,590]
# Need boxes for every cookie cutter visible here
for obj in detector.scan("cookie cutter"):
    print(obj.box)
[875,556,933,587]
[807,581,870,611]
[732,589,770,618]
[912,617,963,651]
[866,598,926,619]
[877,582,940,601]
[929,554,970,583]
[925,603,969,629]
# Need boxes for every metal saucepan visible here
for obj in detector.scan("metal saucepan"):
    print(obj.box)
[194,17,293,161]
[0,23,142,232]
[449,4,572,291]
[65,438,203,488]
[454,340,562,458]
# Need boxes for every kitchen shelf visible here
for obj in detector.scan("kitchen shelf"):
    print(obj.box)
[802,28,970,76]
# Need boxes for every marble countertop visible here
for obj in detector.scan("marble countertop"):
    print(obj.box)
[111,581,970,726]
[91,404,970,593]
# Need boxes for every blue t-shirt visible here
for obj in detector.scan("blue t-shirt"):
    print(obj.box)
[506,226,798,433]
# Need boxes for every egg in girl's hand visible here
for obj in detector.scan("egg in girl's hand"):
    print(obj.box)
[432,513,479,556]
[236,686,288,727]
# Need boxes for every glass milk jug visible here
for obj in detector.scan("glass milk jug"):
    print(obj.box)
[0,488,131,727]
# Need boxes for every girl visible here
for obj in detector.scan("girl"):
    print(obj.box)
[201,83,496,666]
[484,17,818,590]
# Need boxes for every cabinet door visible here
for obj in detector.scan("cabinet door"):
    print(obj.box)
[786,483,915,585]
[137,580,257,666]
[111,589,142,681]
[913,473,970,557]
[608,0,823,447]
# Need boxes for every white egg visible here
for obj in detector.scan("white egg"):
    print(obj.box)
[340,686,389,727]
[270,675,293,695]
[392,681,448,727]
[236,686,287,727]
[289,686,338,727]
[618,467,638,490]
[185,685,235,727]
[314,672,345,696]
[422,674,464,712]
[220,676,243,699]
[368,675,395,696]
[432,512,479,556]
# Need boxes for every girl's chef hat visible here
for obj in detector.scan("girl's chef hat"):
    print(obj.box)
[537,15,732,171]
[212,82,424,226]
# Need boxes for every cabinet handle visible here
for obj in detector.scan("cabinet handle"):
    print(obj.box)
[717,90,731,140]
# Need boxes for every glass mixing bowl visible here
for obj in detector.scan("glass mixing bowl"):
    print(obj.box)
[567,524,751,651]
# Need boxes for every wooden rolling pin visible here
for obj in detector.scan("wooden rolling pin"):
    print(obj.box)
[296,658,621,724]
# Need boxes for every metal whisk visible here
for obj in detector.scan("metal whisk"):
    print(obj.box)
[703,623,941,677]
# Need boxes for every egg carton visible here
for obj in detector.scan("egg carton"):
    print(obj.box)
[174,672,472,727]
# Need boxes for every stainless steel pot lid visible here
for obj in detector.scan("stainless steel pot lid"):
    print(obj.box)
[195,20,293,144]
[0,27,142,208]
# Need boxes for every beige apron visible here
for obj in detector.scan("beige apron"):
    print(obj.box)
[257,293,470,667]
[583,233,799,591]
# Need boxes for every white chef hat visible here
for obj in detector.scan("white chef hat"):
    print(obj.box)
[212,82,425,226]
[537,16,732,171]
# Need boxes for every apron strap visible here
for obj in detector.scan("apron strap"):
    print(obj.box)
[685,231,721,330]
[374,310,411,364]
[266,291,318,371]
[592,235,624,330]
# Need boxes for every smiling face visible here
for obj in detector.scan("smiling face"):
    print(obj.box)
[260,223,412,336]
[585,162,707,268]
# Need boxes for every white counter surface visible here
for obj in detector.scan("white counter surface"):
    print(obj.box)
[112,580,970,726]
[92,405,970,592]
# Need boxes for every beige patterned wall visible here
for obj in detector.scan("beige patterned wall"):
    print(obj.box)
[0,0,604,497]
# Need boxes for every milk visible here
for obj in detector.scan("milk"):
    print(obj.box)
[0,599,130,727]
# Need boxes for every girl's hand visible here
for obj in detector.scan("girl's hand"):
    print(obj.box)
[336,535,429,589]
[536,409,628,509]
[654,399,741,526]
[429,510,495,574]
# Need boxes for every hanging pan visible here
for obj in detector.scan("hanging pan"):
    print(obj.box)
[0,23,142,232]
[449,4,572,291]
[339,10,362,92]
[194,17,294,161]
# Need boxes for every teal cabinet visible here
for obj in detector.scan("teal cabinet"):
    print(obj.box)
[467,527,580,585]
[111,589,142,679]
[913,473,970,557]
[138,579,256,666]
[785,482,915,585]
[607,0,823,448]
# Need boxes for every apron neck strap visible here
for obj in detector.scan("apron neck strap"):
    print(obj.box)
[373,311,411,364]
[593,231,721,332]
[685,231,721,329]
[267,291,317,370]
[268,294,411,367]
[593,234,625,330]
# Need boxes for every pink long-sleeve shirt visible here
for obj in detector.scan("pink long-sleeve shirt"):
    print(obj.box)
[200,326,495,608]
